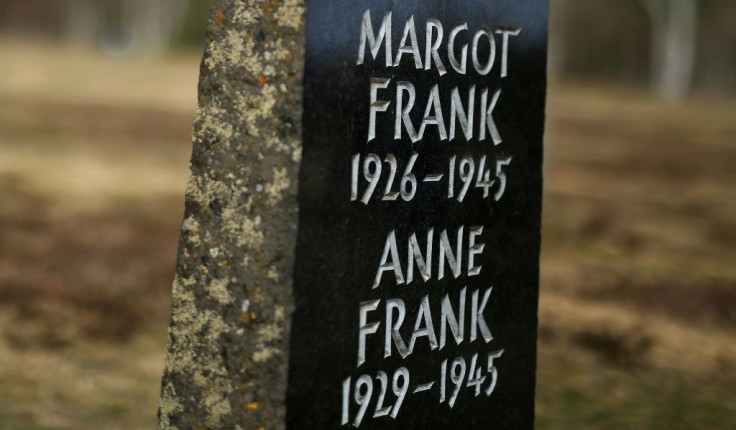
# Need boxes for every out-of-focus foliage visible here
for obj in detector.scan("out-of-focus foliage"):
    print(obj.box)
[0,0,202,55]
[551,0,736,99]
[1,0,734,97]
[174,0,209,49]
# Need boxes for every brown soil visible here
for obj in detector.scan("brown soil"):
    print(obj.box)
[1,44,734,429]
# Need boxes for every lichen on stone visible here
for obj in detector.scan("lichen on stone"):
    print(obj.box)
[158,0,305,428]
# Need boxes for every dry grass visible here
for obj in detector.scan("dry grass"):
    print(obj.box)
[0,42,197,427]
[537,84,736,428]
[0,175,180,347]
[0,43,734,428]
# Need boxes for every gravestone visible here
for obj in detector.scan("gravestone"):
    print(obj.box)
[158,1,548,429]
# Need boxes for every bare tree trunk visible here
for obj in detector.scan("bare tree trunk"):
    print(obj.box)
[660,0,697,100]
[641,0,697,100]
[122,0,190,56]
[548,0,571,80]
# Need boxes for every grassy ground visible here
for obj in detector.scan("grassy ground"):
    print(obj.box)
[0,41,734,429]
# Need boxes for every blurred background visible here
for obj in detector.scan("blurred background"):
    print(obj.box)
[0,0,734,428]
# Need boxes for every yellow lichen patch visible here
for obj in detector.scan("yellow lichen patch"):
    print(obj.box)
[251,285,264,301]
[246,401,260,410]
[240,310,258,323]
[206,29,251,71]
[274,0,305,29]
[194,103,236,144]
[250,306,286,365]
[267,265,280,281]
[237,83,278,137]
[265,167,290,205]
[204,391,233,426]
[231,212,265,248]
[253,347,280,363]
[292,146,303,163]
[158,381,181,429]
[182,216,202,246]
[231,2,261,26]
[208,278,232,305]
[257,306,285,344]
[160,275,235,427]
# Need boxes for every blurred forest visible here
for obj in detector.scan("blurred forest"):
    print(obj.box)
[0,1,734,429]
[1,0,736,99]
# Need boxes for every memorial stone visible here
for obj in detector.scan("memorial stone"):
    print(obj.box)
[158,1,548,429]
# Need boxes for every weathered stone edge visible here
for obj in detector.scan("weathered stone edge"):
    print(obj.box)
[158,0,305,428]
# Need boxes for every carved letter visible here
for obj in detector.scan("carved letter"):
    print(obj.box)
[467,226,485,276]
[386,299,410,358]
[368,78,391,142]
[395,81,419,142]
[438,226,464,280]
[358,10,392,67]
[358,299,381,366]
[472,28,496,75]
[479,88,502,145]
[373,230,405,289]
[450,85,475,141]
[496,27,522,78]
[425,19,446,76]
[470,288,493,343]
[408,295,438,354]
[440,287,466,349]
[417,84,448,141]
[407,229,433,284]
[448,24,468,74]
[394,16,423,69]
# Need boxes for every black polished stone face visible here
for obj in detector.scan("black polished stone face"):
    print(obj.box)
[287,1,547,428]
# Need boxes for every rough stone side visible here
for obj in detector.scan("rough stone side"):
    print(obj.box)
[158,0,305,428]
